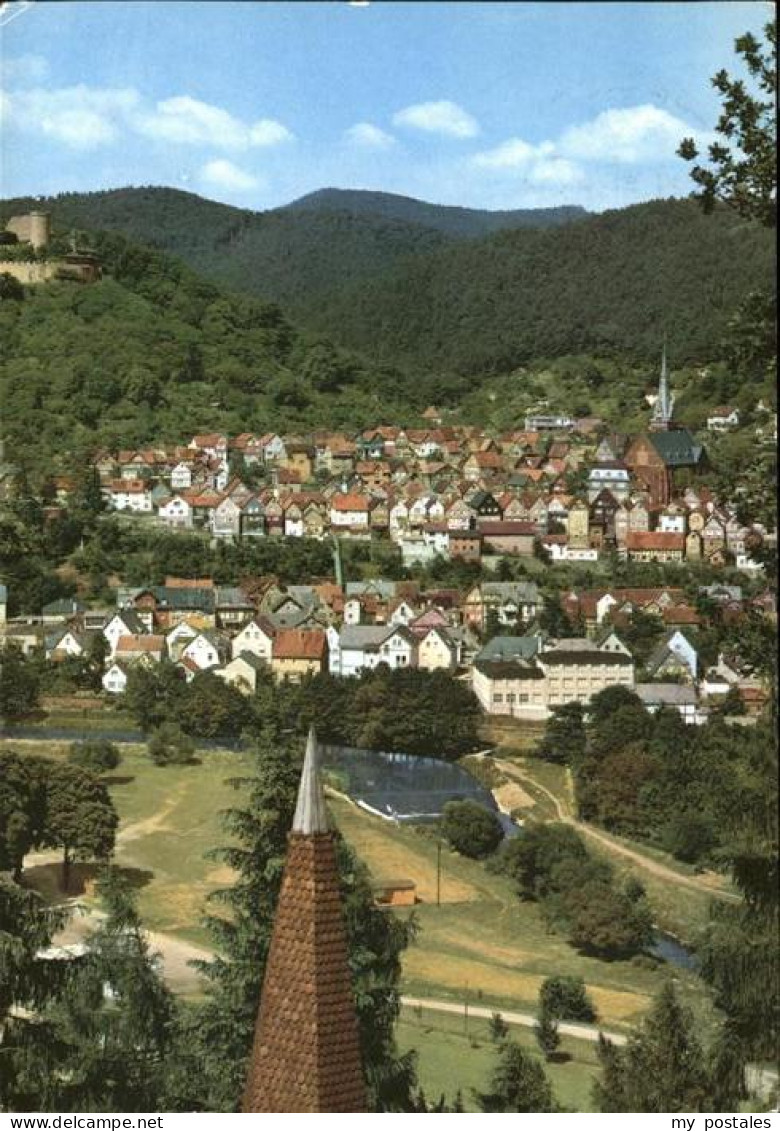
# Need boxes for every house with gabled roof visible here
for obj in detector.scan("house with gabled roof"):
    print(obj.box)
[102,609,147,656]
[102,660,131,695]
[115,634,166,664]
[181,631,228,671]
[645,629,698,682]
[271,628,328,682]
[159,494,193,529]
[215,651,268,695]
[231,616,276,663]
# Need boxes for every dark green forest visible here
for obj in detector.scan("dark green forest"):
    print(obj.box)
[0,228,421,467]
[1,189,774,383]
[0,187,586,316]
[284,187,587,235]
[304,198,775,373]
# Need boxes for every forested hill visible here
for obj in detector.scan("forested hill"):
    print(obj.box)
[300,198,777,374]
[0,228,427,473]
[0,186,586,319]
[283,188,587,237]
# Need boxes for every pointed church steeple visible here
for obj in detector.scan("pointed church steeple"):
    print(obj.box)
[242,727,366,1113]
[292,726,330,834]
[650,339,675,431]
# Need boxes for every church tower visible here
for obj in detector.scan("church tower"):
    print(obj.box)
[241,728,367,1113]
[650,341,675,432]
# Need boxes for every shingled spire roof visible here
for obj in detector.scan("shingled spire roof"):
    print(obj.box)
[241,727,367,1113]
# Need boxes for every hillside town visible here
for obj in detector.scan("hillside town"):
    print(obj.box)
[1,353,774,728]
[29,353,773,575]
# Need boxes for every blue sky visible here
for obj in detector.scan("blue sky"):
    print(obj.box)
[0,1,771,212]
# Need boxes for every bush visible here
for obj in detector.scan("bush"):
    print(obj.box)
[440,800,504,859]
[500,823,588,899]
[147,723,195,766]
[68,739,121,774]
[661,813,719,864]
[539,976,596,1022]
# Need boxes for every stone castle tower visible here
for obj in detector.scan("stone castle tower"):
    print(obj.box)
[5,211,51,250]
[241,728,367,1112]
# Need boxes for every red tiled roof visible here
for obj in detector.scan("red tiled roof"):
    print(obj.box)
[166,577,215,589]
[625,532,686,550]
[330,493,370,512]
[479,521,536,536]
[273,629,327,660]
[115,635,165,654]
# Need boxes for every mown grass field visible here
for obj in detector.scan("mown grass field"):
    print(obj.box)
[397,1005,601,1112]
[8,738,721,1042]
[330,796,717,1038]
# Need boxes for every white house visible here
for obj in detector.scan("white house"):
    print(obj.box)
[102,662,129,695]
[587,462,630,502]
[46,628,85,660]
[170,462,193,491]
[230,618,275,662]
[109,480,153,512]
[158,495,193,529]
[212,496,241,539]
[330,493,370,529]
[706,406,740,432]
[327,624,416,677]
[388,600,418,627]
[165,620,200,662]
[102,611,146,657]
[260,434,286,463]
[181,632,224,671]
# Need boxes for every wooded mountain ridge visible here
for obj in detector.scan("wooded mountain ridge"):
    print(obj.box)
[1,187,773,379]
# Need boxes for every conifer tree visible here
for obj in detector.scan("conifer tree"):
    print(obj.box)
[475,1040,556,1113]
[593,983,742,1112]
[179,715,418,1112]
[0,878,68,1110]
[4,870,177,1112]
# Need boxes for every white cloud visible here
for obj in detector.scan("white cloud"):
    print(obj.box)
[200,158,259,191]
[528,158,583,185]
[136,95,293,150]
[0,53,50,84]
[393,99,479,139]
[249,118,294,146]
[344,121,395,149]
[558,104,695,164]
[471,136,582,186]
[1,84,140,149]
[472,137,546,169]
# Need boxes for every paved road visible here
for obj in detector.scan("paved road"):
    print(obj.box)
[401,997,778,1103]
[401,994,626,1045]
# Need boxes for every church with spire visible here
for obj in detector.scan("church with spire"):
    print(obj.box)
[625,343,706,505]
[649,341,675,432]
[242,728,367,1113]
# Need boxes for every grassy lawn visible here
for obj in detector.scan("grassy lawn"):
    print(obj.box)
[9,739,720,1045]
[397,1005,600,1112]
[7,739,249,949]
[331,798,716,1038]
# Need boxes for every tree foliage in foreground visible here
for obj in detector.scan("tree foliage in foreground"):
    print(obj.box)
[678,19,777,227]
[475,1041,556,1112]
[175,716,420,1112]
[2,871,176,1112]
[594,983,744,1112]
